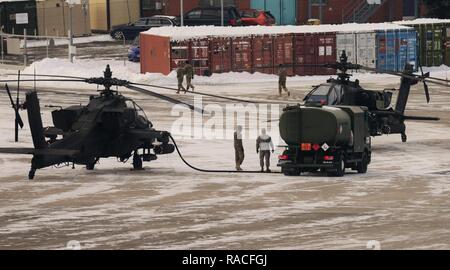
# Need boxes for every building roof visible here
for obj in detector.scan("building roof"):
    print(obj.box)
[143,23,414,41]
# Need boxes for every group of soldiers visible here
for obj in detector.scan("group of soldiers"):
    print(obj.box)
[176,63,291,97]
[234,126,275,173]
[176,61,195,94]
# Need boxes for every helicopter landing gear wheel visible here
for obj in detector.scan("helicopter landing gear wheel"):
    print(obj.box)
[28,168,36,180]
[86,159,98,171]
[133,152,143,170]
[401,133,407,143]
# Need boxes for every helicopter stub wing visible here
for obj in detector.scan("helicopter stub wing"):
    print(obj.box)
[0,148,79,156]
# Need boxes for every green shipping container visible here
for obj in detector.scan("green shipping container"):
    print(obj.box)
[395,19,450,67]
[445,26,450,66]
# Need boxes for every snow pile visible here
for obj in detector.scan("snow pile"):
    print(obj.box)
[0,58,448,90]
[393,18,450,25]
[143,23,413,41]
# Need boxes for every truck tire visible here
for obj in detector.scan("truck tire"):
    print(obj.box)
[282,167,301,176]
[356,152,368,174]
[328,154,345,177]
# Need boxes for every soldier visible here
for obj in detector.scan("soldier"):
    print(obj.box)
[234,125,244,171]
[184,60,195,91]
[256,128,274,173]
[176,62,187,94]
[278,64,290,97]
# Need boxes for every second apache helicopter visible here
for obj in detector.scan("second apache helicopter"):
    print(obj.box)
[302,51,447,142]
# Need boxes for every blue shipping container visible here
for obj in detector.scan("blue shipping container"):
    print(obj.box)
[397,30,418,71]
[376,29,418,72]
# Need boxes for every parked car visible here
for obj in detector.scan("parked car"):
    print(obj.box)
[182,6,242,26]
[110,15,179,40]
[128,36,140,62]
[240,9,276,26]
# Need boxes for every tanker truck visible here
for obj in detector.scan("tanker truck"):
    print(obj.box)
[278,105,372,177]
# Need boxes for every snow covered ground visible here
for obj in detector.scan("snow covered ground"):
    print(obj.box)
[0,59,450,249]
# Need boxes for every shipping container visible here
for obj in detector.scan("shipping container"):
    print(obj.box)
[190,39,210,76]
[294,33,336,76]
[336,33,357,65]
[140,34,171,75]
[446,26,450,66]
[394,19,450,67]
[274,34,294,76]
[294,33,316,76]
[252,35,273,74]
[316,33,336,75]
[376,29,418,72]
[210,37,232,74]
[170,40,190,71]
[231,37,253,73]
[356,32,377,69]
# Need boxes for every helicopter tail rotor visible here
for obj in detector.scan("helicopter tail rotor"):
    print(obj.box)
[4,84,24,142]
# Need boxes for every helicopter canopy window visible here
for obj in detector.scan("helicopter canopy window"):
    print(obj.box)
[306,84,345,105]
[306,84,332,104]
[125,100,149,121]
[328,85,344,105]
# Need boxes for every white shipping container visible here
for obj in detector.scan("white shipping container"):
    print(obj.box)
[336,33,357,64]
[357,32,377,68]
[337,32,377,69]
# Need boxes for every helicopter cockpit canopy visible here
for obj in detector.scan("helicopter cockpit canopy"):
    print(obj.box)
[304,83,345,106]
[125,99,152,128]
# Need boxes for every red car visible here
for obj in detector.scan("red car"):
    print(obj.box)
[240,9,276,26]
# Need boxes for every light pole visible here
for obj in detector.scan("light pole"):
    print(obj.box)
[180,0,184,26]
[221,0,224,26]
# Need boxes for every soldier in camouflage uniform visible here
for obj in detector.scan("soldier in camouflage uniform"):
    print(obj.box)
[184,60,195,91]
[176,62,187,94]
[234,125,244,171]
[278,64,290,96]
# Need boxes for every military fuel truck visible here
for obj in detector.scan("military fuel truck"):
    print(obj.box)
[278,105,372,177]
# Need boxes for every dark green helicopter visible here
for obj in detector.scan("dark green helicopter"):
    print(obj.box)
[302,51,448,142]
[0,65,230,180]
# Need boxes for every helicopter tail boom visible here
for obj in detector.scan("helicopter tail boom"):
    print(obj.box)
[25,91,47,150]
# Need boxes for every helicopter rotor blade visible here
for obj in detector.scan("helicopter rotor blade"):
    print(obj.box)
[128,82,261,104]
[125,85,206,114]
[4,73,87,80]
[419,63,431,103]
[0,79,86,83]
[4,84,24,129]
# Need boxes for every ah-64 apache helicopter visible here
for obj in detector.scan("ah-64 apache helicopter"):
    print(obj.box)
[0,65,250,180]
[302,51,448,142]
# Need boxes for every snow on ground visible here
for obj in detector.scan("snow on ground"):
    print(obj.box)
[1,58,449,92]
[0,58,450,249]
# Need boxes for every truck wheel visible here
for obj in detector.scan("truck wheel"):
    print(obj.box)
[357,152,368,174]
[282,167,301,176]
[329,155,345,177]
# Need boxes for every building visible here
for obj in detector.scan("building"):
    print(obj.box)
[140,0,250,17]
[139,0,423,26]
[89,0,140,32]
[0,0,91,36]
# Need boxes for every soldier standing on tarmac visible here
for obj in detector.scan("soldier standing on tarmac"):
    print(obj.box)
[184,61,195,91]
[278,64,290,97]
[234,126,244,171]
[256,128,275,173]
[176,62,187,94]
